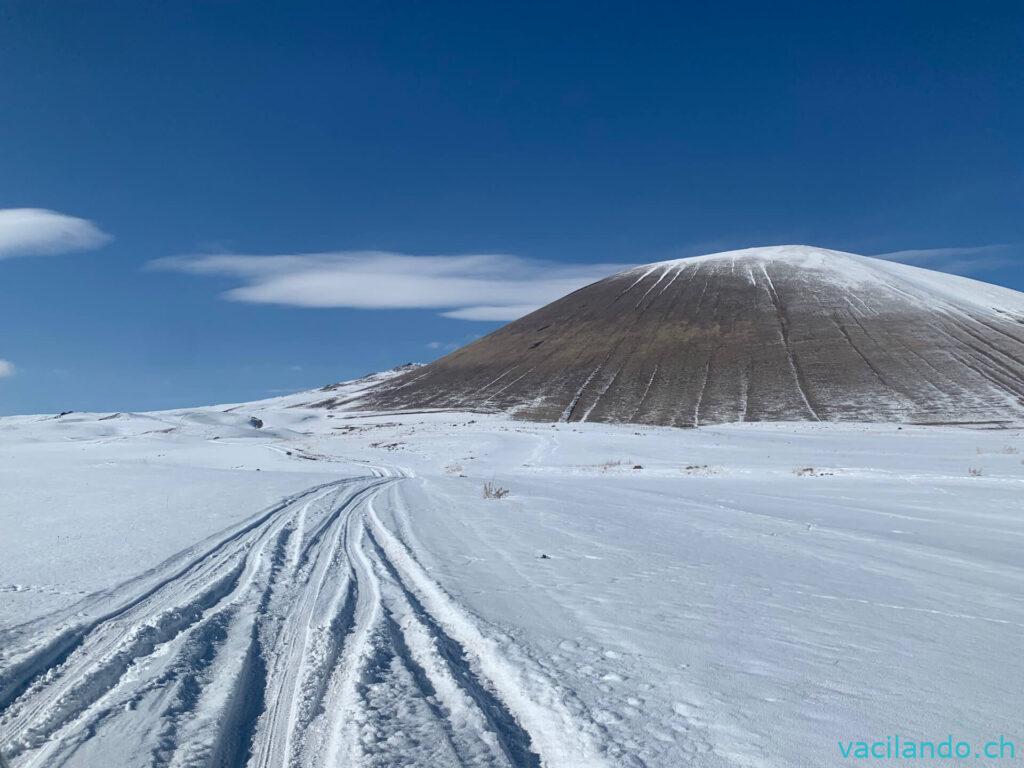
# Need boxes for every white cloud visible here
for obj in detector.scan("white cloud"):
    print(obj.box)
[442,304,544,321]
[0,208,111,260]
[0,360,15,378]
[150,251,629,321]
[874,245,1017,275]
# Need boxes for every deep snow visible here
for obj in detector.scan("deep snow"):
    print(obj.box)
[1,386,1022,766]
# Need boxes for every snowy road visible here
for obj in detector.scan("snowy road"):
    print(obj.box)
[0,464,607,768]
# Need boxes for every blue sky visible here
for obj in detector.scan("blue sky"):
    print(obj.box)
[1,1,1021,415]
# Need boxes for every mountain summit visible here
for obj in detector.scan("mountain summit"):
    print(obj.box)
[366,245,1024,426]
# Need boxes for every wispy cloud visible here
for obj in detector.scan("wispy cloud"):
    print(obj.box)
[0,360,15,379]
[0,208,111,260]
[873,244,1017,275]
[150,251,629,321]
[441,304,544,321]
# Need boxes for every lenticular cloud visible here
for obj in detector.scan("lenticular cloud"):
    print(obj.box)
[149,250,630,321]
[0,208,111,260]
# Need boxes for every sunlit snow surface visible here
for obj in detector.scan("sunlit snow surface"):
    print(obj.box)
[1,381,1022,767]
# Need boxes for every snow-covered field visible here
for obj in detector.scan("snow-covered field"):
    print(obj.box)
[1,386,1022,766]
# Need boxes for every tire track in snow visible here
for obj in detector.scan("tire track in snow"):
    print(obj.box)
[363,527,540,767]
[364,484,613,768]
[1,465,614,767]
[0,478,374,767]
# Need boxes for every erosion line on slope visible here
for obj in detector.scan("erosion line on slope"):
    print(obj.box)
[628,364,660,422]
[581,366,622,422]
[943,313,1024,376]
[693,355,713,426]
[844,308,949,397]
[560,354,611,422]
[656,264,686,298]
[739,364,750,422]
[841,287,875,316]
[612,266,659,303]
[482,368,536,405]
[759,264,821,420]
[831,316,895,389]
[634,266,672,308]
[968,313,1024,348]
[694,274,711,313]
[931,323,1024,399]
[950,350,1024,406]
[388,370,432,393]
[475,366,519,396]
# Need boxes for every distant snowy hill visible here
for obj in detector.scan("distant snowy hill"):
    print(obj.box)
[367,245,1024,427]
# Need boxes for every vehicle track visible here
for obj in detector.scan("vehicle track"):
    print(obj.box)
[0,466,609,767]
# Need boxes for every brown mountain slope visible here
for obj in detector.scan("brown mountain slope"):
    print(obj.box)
[360,245,1024,427]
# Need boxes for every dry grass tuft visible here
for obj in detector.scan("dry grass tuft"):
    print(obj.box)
[483,482,510,499]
